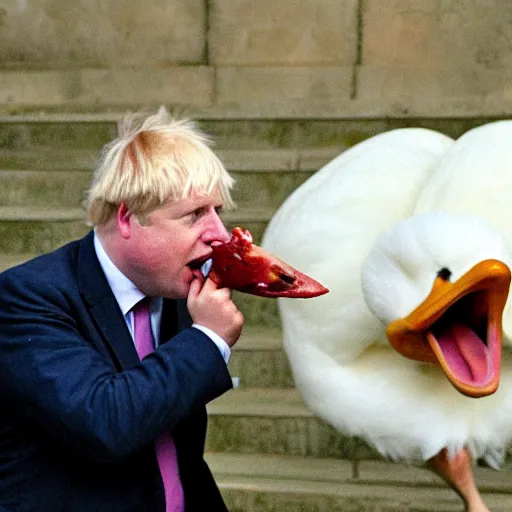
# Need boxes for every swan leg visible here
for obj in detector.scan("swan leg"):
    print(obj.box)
[427,447,489,512]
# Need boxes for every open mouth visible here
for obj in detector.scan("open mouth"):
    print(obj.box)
[187,255,212,271]
[428,290,495,389]
[386,259,510,397]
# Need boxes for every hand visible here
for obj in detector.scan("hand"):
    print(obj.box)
[187,275,244,347]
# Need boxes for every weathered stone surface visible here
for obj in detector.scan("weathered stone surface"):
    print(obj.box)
[219,483,512,512]
[0,167,312,211]
[0,0,205,68]
[363,0,512,70]
[231,292,281,330]
[209,0,358,65]
[231,171,313,210]
[207,389,379,460]
[201,64,512,118]
[209,454,512,511]
[1,64,512,117]
[207,413,378,460]
[356,65,512,118]
[0,148,99,170]
[0,218,89,253]
[229,346,293,388]
[0,170,91,208]
[212,66,354,118]
[199,120,303,149]
[0,68,213,111]
[1,2,512,118]
[0,121,116,150]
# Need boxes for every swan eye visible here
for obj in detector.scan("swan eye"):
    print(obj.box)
[437,267,452,281]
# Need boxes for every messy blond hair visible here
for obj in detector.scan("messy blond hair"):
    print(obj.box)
[86,107,235,226]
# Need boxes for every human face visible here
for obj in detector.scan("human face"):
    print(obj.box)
[119,193,230,298]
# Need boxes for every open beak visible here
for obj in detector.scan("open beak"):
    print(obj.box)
[386,260,510,397]
[208,227,329,298]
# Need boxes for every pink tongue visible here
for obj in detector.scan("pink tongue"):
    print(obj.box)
[436,323,490,384]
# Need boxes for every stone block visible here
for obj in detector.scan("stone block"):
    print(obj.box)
[199,120,301,149]
[0,218,89,254]
[363,0,512,70]
[231,291,281,330]
[0,68,214,111]
[0,170,91,208]
[207,414,377,460]
[0,0,205,68]
[229,347,293,388]
[230,170,313,211]
[209,0,358,65]
[0,121,116,150]
[219,483,512,512]
[213,66,354,118]
[0,148,99,170]
[356,64,512,117]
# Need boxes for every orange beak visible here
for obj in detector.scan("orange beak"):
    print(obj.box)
[386,260,510,397]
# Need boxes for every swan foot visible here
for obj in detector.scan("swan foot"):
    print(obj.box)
[427,447,489,512]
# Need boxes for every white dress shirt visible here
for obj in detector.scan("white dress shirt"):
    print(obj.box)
[93,233,231,363]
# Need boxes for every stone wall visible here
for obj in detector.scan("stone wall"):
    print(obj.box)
[1,0,512,117]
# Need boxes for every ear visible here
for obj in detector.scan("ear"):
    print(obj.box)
[116,203,133,239]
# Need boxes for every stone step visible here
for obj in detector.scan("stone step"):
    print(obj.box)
[0,115,495,152]
[0,146,338,171]
[207,387,512,471]
[206,387,379,460]
[232,292,281,331]
[0,119,117,151]
[0,166,314,211]
[229,328,291,388]
[0,170,92,208]
[0,64,509,119]
[206,452,512,512]
[0,148,100,170]
[0,207,90,254]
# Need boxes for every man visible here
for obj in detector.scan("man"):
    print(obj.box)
[0,108,243,511]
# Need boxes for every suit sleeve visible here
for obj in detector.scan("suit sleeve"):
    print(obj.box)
[0,271,233,463]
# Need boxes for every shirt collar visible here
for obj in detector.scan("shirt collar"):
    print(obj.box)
[93,232,145,316]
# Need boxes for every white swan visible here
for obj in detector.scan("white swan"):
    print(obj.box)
[262,122,512,511]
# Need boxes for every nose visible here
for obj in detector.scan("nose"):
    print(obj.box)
[201,208,230,243]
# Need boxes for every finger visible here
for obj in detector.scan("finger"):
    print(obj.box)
[187,275,203,302]
[214,286,232,301]
[192,269,204,280]
[199,276,220,294]
[206,277,233,298]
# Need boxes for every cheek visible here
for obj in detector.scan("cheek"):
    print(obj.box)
[129,233,170,270]
[138,234,196,272]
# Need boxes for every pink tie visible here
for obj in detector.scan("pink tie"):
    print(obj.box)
[132,298,185,512]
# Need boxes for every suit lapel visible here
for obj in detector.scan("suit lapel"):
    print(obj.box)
[77,232,140,370]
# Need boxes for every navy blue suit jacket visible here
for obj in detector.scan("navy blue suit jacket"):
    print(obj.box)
[0,232,232,512]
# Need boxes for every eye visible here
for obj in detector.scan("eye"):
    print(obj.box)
[437,267,452,281]
[215,205,223,215]
[184,207,204,224]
